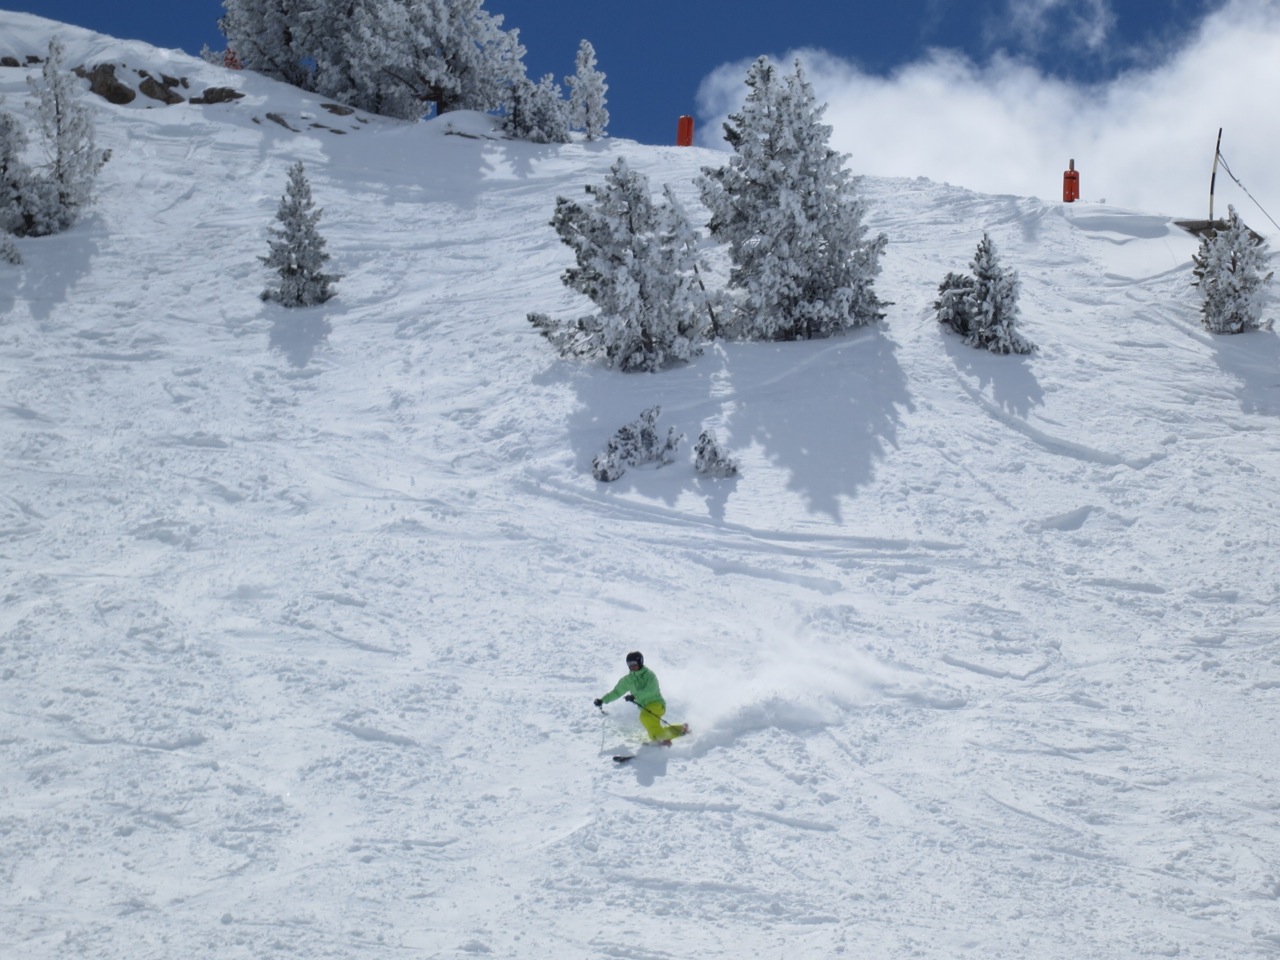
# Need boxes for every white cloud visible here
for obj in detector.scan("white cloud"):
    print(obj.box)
[695,0,1280,220]
[990,0,1117,54]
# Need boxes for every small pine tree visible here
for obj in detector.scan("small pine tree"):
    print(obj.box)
[4,38,109,237]
[531,158,711,372]
[697,57,887,341]
[934,271,976,336]
[592,406,684,482]
[0,108,35,236]
[565,39,608,140]
[694,429,739,478]
[261,162,340,307]
[942,233,1034,355]
[504,74,569,143]
[1191,205,1274,334]
[967,233,1033,354]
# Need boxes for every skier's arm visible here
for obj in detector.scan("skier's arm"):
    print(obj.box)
[599,674,634,704]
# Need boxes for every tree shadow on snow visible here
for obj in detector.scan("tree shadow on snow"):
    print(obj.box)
[1208,326,1280,417]
[693,473,739,524]
[317,121,565,215]
[12,221,99,320]
[721,328,911,521]
[267,307,334,367]
[940,327,1045,418]
[558,327,911,522]
[559,360,700,509]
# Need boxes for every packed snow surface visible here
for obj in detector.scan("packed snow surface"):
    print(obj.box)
[2,12,1279,960]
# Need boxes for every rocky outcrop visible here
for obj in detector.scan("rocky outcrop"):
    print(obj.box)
[74,63,137,105]
[138,72,185,105]
[190,87,245,105]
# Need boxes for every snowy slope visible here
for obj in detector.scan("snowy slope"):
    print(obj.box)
[3,12,1280,960]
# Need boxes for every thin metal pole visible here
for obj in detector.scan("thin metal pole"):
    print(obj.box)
[1209,127,1222,220]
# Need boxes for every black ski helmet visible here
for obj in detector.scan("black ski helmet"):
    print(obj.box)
[626,651,644,668]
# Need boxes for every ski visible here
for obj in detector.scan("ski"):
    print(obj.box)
[609,727,691,762]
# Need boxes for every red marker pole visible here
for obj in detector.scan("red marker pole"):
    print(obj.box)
[1062,159,1079,203]
[676,115,694,147]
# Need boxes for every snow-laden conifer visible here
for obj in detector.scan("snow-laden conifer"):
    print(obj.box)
[262,162,340,307]
[937,234,1033,355]
[408,0,526,115]
[504,74,569,143]
[219,0,313,90]
[592,406,685,482]
[1192,205,1273,334]
[934,271,976,337]
[222,0,526,119]
[310,0,418,119]
[531,158,712,372]
[964,233,1033,354]
[694,429,739,478]
[0,107,35,236]
[698,57,886,341]
[565,39,608,140]
[9,38,109,237]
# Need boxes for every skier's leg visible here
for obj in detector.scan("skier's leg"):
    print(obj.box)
[639,702,667,740]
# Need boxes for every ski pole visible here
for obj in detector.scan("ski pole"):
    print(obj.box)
[626,695,681,729]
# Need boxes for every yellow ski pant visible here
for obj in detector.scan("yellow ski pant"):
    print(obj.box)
[636,700,685,741]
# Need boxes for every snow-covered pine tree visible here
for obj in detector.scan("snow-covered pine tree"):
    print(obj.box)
[934,271,976,336]
[261,162,340,307]
[565,39,608,140]
[1192,205,1274,334]
[530,158,712,372]
[694,429,739,478]
[659,181,724,340]
[961,232,1034,355]
[591,406,685,481]
[697,57,887,341]
[19,38,109,237]
[503,73,569,143]
[219,0,314,90]
[0,107,35,236]
[309,0,417,119]
[222,0,526,119]
[410,0,526,115]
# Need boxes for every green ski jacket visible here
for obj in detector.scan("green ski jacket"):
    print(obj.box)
[601,666,664,708]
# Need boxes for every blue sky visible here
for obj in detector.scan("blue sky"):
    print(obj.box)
[13,0,1220,146]
[11,0,1280,217]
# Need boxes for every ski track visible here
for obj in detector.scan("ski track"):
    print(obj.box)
[3,16,1280,960]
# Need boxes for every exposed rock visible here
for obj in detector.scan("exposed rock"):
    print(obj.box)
[321,103,355,116]
[74,63,136,105]
[139,76,184,105]
[138,70,184,90]
[264,112,299,131]
[190,87,244,105]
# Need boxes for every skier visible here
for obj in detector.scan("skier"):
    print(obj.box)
[594,651,690,745]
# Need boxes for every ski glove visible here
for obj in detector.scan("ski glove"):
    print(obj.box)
[624,694,636,703]
[593,698,603,708]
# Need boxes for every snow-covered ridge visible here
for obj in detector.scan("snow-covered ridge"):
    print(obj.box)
[3,12,1279,960]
